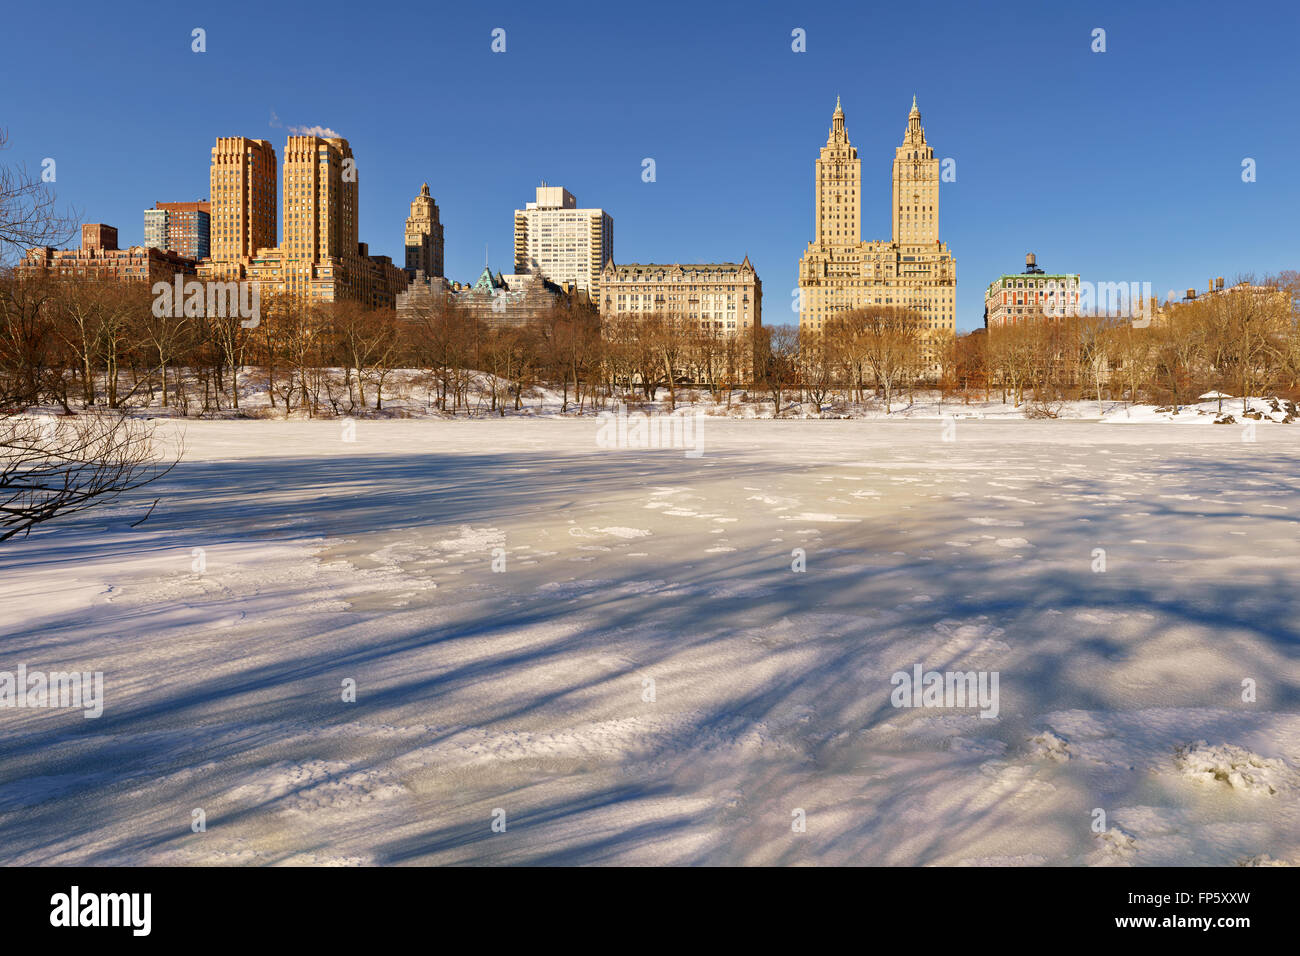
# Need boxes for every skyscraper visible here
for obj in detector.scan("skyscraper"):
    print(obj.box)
[264,134,360,298]
[404,183,445,279]
[241,134,406,308]
[513,185,612,297]
[798,98,956,366]
[206,137,276,273]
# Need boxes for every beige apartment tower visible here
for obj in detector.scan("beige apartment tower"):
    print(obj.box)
[266,134,360,297]
[202,133,406,307]
[207,137,276,272]
[248,134,406,307]
[404,183,445,278]
[513,185,612,297]
[799,98,956,369]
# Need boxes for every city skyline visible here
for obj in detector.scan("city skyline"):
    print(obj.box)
[5,0,1300,885]
[2,0,1296,330]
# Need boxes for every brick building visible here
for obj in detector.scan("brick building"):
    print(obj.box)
[19,223,197,283]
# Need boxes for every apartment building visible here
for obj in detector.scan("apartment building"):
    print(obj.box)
[513,185,612,297]
[143,201,211,260]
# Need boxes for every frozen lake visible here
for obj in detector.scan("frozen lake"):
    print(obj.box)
[3,418,1299,865]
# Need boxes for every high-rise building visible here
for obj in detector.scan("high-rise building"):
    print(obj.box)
[798,97,956,368]
[281,135,356,263]
[238,134,407,308]
[404,183,444,279]
[513,185,612,297]
[144,201,211,260]
[984,254,1081,328]
[205,137,276,273]
[198,134,406,307]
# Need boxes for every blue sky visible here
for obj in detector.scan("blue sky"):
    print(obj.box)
[3,0,1296,330]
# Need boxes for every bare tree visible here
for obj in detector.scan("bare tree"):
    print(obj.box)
[797,327,834,409]
[0,129,79,265]
[1,413,177,541]
[0,270,66,407]
[757,324,799,417]
[854,305,922,413]
[1150,306,1202,413]
[1210,279,1289,412]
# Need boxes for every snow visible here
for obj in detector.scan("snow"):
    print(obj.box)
[2,417,1300,865]
[31,367,1300,427]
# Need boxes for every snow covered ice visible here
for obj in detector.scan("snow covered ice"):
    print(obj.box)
[2,417,1300,865]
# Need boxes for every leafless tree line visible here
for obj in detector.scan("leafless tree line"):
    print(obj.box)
[951,276,1300,415]
[768,280,1300,416]
[5,272,1300,419]
[0,132,173,542]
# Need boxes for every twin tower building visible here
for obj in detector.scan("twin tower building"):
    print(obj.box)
[798,97,956,364]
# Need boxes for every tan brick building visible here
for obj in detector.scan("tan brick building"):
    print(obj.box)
[200,134,407,308]
[404,183,445,279]
[798,97,956,368]
[205,137,277,277]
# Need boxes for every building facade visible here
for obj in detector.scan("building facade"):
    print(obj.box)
[144,201,211,260]
[513,185,612,297]
[598,258,761,334]
[984,254,1081,327]
[798,98,956,368]
[598,258,762,379]
[19,223,197,283]
[404,183,445,279]
[204,137,277,276]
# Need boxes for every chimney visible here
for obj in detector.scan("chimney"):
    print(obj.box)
[1208,279,1214,295]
